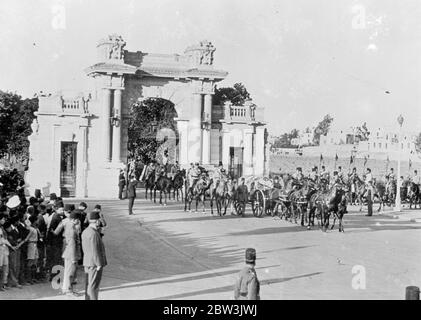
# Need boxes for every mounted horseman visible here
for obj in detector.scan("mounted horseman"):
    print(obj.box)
[408,170,421,209]
[364,168,374,216]
[141,160,158,200]
[348,167,359,205]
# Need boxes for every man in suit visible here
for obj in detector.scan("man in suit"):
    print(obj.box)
[82,211,107,300]
[118,170,126,200]
[61,210,81,296]
[127,175,138,215]
[234,248,260,300]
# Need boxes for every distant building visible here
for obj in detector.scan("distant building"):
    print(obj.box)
[320,126,356,146]
[359,127,417,155]
[291,131,313,146]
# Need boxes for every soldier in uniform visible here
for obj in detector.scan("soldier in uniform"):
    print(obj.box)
[309,167,318,183]
[348,167,358,204]
[320,165,330,183]
[411,170,421,188]
[387,168,396,182]
[337,166,345,183]
[385,168,395,197]
[236,178,249,216]
[188,163,202,191]
[330,171,341,187]
[234,248,260,300]
[273,176,282,189]
[365,168,374,216]
[213,162,225,182]
[292,167,304,190]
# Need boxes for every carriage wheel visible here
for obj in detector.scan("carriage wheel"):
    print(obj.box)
[235,201,244,216]
[252,190,265,217]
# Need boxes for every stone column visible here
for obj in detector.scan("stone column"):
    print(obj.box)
[202,94,212,164]
[243,130,254,176]
[222,129,231,168]
[112,89,122,163]
[188,93,202,164]
[176,121,189,168]
[103,88,112,162]
[254,127,265,176]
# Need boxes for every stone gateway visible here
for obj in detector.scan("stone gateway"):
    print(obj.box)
[26,35,267,198]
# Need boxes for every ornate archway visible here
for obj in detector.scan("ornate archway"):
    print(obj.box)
[85,34,228,168]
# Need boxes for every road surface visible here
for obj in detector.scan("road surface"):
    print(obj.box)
[2,191,421,300]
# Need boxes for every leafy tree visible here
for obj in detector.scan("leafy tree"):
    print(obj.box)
[0,91,38,162]
[128,98,178,164]
[8,97,38,161]
[313,114,334,145]
[214,82,251,106]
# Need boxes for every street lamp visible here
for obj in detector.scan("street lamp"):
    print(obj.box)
[395,114,404,212]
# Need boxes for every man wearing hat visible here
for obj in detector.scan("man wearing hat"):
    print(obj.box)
[234,248,260,300]
[46,207,64,279]
[61,210,81,296]
[127,175,138,215]
[292,167,304,190]
[78,202,88,232]
[82,211,107,300]
[188,163,202,191]
[6,195,21,211]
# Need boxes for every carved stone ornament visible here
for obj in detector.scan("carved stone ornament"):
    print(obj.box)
[31,118,39,135]
[108,34,126,60]
[185,40,216,66]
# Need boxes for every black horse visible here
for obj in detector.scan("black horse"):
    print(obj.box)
[154,173,172,205]
[171,169,186,201]
[309,183,347,232]
[408,182,421,209]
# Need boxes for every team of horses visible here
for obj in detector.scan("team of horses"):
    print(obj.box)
[268,175,348,232]
[139,164,421,233]
[141,164,240,216]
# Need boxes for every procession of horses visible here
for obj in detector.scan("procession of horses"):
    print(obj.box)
[136,162,421,233]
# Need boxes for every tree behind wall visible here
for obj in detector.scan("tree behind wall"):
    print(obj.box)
[214,82,251,106]
[0,90,38,165]
[128,98,178,164]
[313,114,334,145]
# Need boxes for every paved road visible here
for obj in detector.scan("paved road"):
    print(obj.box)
[2,191,421,300]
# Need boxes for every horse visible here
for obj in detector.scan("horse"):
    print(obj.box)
[210,178,228,216]
[408,181,421,209]
[294,178,318,228]
[184,174,212,213]
[350,175,367,212]
[142,166,156,201]
[309,183,346,232]
[171,169,186,201]
[153,167,172,205]
[277,174,296,221]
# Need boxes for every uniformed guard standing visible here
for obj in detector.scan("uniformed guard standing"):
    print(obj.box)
[234,248,260,300]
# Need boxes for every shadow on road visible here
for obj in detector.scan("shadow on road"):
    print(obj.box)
[151,272,323,300]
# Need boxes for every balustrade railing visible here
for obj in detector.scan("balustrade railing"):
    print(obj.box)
[223,103,259,123]
[61,97,89,114]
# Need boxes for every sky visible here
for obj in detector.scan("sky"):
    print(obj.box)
[0,0,420,135]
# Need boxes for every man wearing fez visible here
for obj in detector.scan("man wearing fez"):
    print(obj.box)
[127,175,138,215]
[234,248,260,300]
[82,211,107,300]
